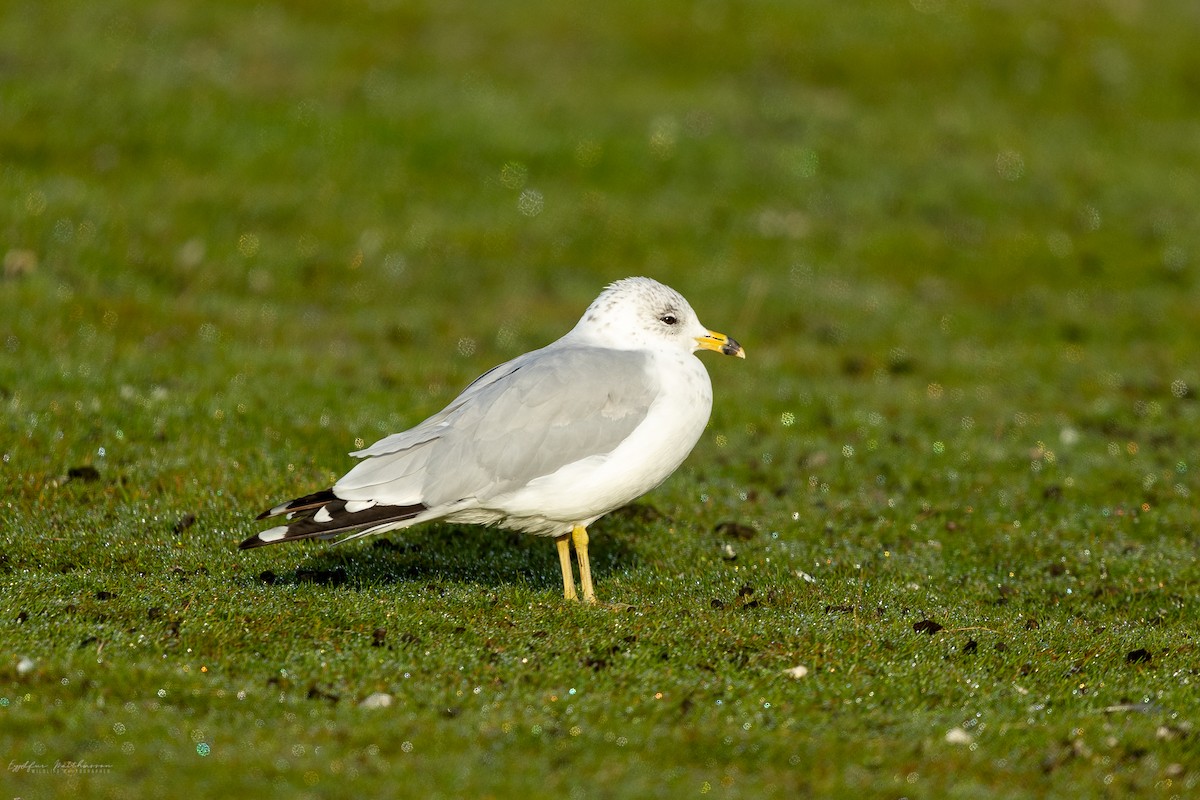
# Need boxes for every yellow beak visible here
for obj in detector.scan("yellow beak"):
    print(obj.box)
[695,330,746,358]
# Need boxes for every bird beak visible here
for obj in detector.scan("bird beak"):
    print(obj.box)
[695,330,746,358]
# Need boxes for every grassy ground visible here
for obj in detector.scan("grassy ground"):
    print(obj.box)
[3,1,1199,797]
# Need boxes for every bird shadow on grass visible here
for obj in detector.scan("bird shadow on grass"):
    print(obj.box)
[246,505,666,595]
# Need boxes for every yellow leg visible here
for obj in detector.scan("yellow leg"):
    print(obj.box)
[555,533,577,601]
[572,524,596,604]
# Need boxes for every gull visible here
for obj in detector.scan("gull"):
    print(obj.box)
[240,276,745,603]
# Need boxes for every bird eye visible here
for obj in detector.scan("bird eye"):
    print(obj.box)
[660,314,678,326]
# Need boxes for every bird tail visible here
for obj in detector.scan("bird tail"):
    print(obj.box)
[239,488,427,549]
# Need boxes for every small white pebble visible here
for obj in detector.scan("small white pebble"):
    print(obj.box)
[359,692,394,710]
[945,727,973,745]
[782,665,809,680]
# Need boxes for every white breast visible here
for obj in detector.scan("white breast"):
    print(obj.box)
[469,350,714,534]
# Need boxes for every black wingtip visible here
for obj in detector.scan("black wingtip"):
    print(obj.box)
[241,501,429,552]
[256,488,340,521]
[239,530,282,549]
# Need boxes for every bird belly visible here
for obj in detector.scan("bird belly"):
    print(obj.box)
[480,355,713,533]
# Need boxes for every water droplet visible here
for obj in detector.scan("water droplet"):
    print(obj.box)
[1078,204,1101,230]
[237,233,260,258]
[648,116,678,158]
[784,146,819,178]
[1047,230,1074,258]
[53,218,74,243]
[25,191,47,215]
[297,234,319,257]
[1163,245,1188,273]
[574,139,602,167]
[384,252,407,279]
[499,161,528,189]
[517,189,544,217]
[995,149,1025,181]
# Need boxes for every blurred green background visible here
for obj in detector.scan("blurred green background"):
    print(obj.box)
[2,1,1198,797]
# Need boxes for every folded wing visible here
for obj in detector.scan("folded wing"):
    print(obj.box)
[336,345,658,510]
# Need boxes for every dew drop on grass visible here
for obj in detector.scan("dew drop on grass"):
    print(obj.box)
[1162,245,1187,272]
[1047,231,1074,258]
[648,116,678,158]
[574,139,602,166]
[384,252,407,279]
[25,190,47,215]
[786,147,819,178]
[499,161,528,190]
[237,233,260,258]
[995,149,1025,181]
[517,189,544,217]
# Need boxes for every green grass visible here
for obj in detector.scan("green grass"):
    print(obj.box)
[3,1,1199,797]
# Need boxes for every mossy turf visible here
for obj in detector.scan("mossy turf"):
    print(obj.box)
[2,1,1199,798]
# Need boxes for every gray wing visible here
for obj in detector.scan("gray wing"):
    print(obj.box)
[335,346,659,508]
[347,351,533,459]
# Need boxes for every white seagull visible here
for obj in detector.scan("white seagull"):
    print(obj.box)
[240,276,745,603]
